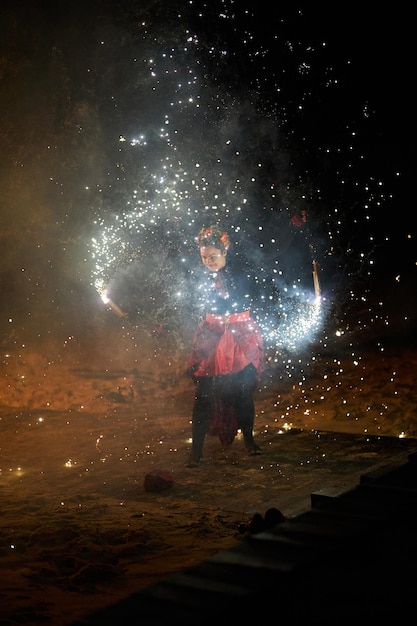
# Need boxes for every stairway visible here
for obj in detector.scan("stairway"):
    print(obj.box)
[74,448,417,624]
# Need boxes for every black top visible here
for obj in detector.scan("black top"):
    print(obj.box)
[194,255,265,317]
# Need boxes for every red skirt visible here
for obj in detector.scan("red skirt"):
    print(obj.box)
[188,311,264,446]
[188,310,264,379]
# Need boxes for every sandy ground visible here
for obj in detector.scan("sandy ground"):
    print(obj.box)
[1,318,417,625]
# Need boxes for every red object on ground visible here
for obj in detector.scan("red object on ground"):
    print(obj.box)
[144,470,175,492]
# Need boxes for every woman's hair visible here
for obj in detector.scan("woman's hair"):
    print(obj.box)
[196,225,230,251]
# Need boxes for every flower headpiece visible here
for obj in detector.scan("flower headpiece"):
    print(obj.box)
[196,225,230,250]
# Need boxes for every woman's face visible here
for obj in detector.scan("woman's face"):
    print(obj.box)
[200,245,227,271]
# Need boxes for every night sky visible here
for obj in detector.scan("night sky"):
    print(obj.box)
[0,1,414,352]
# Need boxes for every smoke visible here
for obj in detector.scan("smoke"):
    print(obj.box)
[0,1,412,353]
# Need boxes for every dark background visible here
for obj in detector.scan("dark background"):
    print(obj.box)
[0,1,414,349]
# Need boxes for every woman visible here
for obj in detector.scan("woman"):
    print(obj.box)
[185,225,264,468]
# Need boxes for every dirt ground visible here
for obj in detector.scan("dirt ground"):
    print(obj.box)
[1,320,417,625]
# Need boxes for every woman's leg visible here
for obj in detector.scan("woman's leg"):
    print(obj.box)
[234,364,261,454]
[186,377,214,466]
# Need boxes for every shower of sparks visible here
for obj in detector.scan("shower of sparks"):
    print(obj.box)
[48,4,412,389]
[0,3,414,455]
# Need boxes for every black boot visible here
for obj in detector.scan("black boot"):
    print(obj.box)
[242,430,261,456]
[245,441,261,456]
[185,446,203,468]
